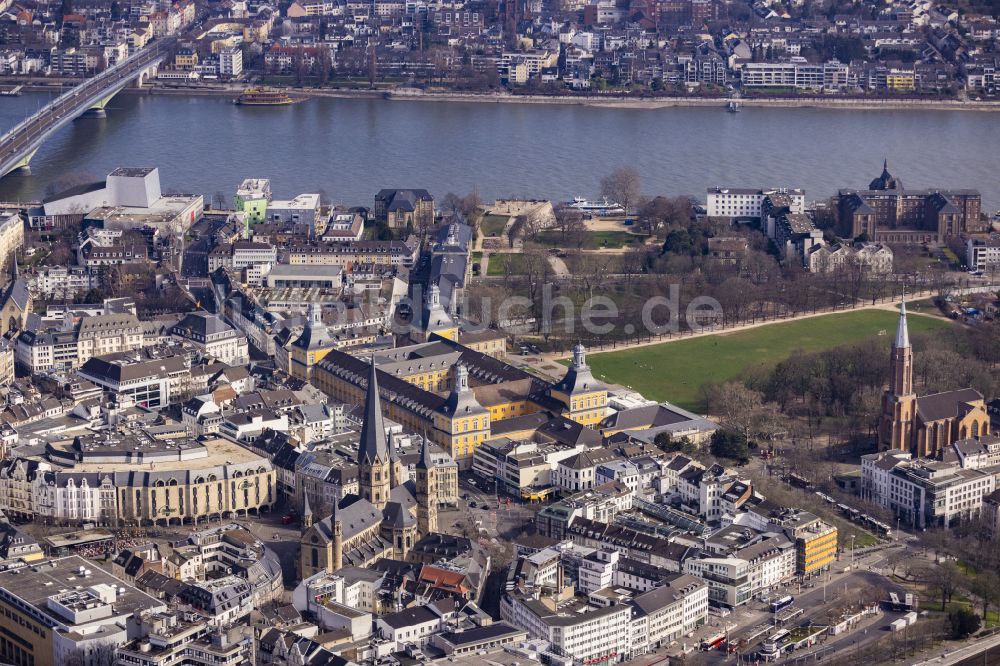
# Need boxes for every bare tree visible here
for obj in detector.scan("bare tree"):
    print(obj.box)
[294,46,307,86]
[935,561,963,611]
[317,47,332,86]
[976,570,1000,620]
[600,166,641,216]
[638,195,693,238]
[704,382,780,445]
[64,642,117,666]
[553,204,585,240]
[620,247,646,289]
[212,191,227,211]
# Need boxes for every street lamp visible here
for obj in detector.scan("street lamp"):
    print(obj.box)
[850,534,856,569]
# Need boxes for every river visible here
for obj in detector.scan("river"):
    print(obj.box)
[1,90,999,211]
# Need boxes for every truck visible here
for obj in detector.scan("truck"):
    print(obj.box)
[903,611,918,626]
[889,619,907,632]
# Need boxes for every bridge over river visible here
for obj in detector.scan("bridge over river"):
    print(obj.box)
[0,38,174,179]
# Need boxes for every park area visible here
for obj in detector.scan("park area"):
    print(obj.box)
[480,214,510,237]
[584,309,951,411]
[487,253,526,276]
[531,229,645,250]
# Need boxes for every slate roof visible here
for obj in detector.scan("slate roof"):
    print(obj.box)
[916,388,983,422]
[378,604,439,629]
[172,312,235,339]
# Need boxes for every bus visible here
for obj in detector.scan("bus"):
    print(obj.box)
[760,629,791,656]
[873,521,892,537]
[700,632,727,651]
[770,595,794,613]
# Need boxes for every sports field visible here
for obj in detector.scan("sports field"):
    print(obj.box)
[584,309,951,412]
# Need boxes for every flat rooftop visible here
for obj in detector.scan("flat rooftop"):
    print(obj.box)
[61,436,265,473]
[109,167,156,178]
[0,555,165,624]
[268,264,344,278]
[270,194,319,209]
[46,529,115,549]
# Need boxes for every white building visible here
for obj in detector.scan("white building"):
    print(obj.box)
[376,604,445,650]
[683,557,752,608]
[967,239,1000,272]
[629,575,708,656]
[500,593,633,664]
[219,411,289,442]
[595,460,641,496]
[554,448,622,492]
[44,167,161,216]
[30,266,99,299]
[219,46,243,78]
[232,241,277,268]
[706,187,805,219]
[741,59,850,90]
[267,193,321,229]
[33,474,118,524]
[861,451,997,529]
[171,312,249,365]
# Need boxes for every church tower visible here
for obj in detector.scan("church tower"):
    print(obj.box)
[358,357,391,509]
[879,299,916,451]
[289,303,333,381]
[411,283,459,343]
[416,434,438,536]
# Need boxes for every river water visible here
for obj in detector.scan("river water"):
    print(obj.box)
[1,91,998,211]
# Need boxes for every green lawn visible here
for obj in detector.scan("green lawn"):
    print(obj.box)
[481,215,510,237]
[584,310,951,411]
[533,230,644,249]
[487,253,526,276]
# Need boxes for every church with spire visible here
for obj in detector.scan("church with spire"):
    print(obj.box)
[879,299,989,458]
[298,357,442,580]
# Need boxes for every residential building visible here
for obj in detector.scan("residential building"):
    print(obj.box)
[967,238,1000,272]
[234,178,272,227]
[219,46,243,78]
[741,59,850,90]
[0,210,24,272]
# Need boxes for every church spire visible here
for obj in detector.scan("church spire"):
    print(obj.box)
[358,356,389,465]
[302,492,313,529]
[417,430,432,470]
[895,292,910,349]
